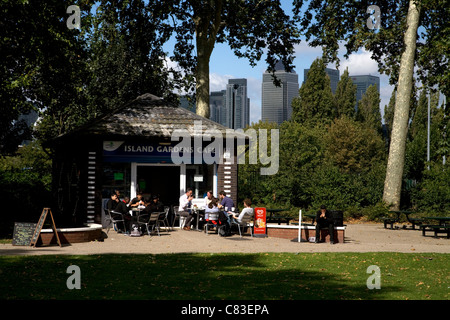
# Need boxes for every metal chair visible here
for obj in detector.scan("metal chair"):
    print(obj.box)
[162,206,171,231]
[171,206,180,229]
[204,212,219,234]
[104,209,127,234]
[137,212,160,236]
[231,213,253,237]
[155,210,169,233]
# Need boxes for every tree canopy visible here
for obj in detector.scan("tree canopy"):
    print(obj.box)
[293,0,448,210]
[291,58,335,124]
[159,0,300,118]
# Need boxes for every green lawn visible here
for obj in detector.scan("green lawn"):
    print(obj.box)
[0,252,448,300]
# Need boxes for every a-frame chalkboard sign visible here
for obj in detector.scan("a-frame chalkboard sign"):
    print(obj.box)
[30,208,61,247]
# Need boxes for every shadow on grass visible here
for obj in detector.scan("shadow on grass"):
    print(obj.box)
[0,253,410,300]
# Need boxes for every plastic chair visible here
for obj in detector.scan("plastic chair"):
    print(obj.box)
[231,213,253,237]
[204,212,219,234]
[104,209,127,234]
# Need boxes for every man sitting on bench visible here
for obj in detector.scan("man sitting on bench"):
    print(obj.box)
[315,205,335,244]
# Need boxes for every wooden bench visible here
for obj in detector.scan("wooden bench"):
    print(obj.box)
[300,225,346,243]
[265,224,346,243]
[420,224,450,238]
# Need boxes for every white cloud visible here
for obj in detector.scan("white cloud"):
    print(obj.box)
[293,41,324,57]
[209,73,233,92]
[338,48,379,75]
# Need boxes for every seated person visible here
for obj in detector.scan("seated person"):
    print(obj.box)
[106,193,132,232]
[129,193,145,208]
[205,197,219,221]
[315,205,335,244]
[217,191,234,211]
[204,190,214,209]
[229,198,253,224]
[144,194,164,213]
[179,188,194,230]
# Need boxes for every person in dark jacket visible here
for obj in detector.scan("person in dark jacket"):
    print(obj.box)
[315,205,335,244]
[106,193,132,233]
[145,194,164,213]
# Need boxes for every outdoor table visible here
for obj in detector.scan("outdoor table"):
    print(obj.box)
[394,211,424,230]
[266,208,288,220]
[420,216,450,238]
[304,214,316,225]
[388,210,405,221]
[131,206,145,216]
[383,210,414,229]
[424,217,450,226]
[192,208,205,231]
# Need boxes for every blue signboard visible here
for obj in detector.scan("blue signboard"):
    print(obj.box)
[103,141,219,164]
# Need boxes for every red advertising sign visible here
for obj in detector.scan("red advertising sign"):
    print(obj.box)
[254,207,267,237]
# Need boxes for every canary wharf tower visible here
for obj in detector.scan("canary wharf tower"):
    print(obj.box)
[261,61,299,125]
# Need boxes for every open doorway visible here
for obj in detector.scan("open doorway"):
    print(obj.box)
[136,165,180,206]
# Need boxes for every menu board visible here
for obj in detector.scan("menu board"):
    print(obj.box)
[30,208,49,246]
[29,208,61,247]
[12,222,37,246]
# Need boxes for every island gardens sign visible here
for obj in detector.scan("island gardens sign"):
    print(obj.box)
[104,121,280,175]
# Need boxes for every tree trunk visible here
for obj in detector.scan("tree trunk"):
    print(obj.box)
[196,38,211,119]
[382,0,421,210]
[193,0,223,119]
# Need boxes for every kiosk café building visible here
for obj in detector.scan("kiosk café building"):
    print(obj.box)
[47,93,248,226]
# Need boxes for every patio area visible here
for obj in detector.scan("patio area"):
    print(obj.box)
[1,223,449,256]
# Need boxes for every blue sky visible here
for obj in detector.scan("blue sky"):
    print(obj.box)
[164,0,394,124]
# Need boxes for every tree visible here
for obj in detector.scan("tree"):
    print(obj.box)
[85,0,177,115]
[161,0,299,118]
[291,58,335,124]
[0,0,95,144]
[383,0,420,210]
[325,116,385,173]
[277,120,326,208]
[334,68,357,118]
[356,84,382,133]
[293,0,448,210]
[384,89,396,144]
[1,0,181,144]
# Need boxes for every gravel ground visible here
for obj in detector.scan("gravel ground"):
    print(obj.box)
[1,223,449,256]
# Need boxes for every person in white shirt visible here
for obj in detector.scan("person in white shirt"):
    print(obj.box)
[229,198,254,224]
[204,190,214,209]
[179,188,194,230]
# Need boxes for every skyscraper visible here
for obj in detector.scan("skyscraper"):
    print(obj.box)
[262,61,299,124]
[350,75,380,106]
[303,67,340,94]
[210,90,226,126]
[209,79,250,129]
[225,78,250,129]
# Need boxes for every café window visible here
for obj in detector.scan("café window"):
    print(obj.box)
[186,164,214,198]
[102,162,131,199]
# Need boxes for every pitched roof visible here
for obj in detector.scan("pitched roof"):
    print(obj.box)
[53,93,248,142]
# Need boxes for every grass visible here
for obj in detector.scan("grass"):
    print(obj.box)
[0,252,448,300]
